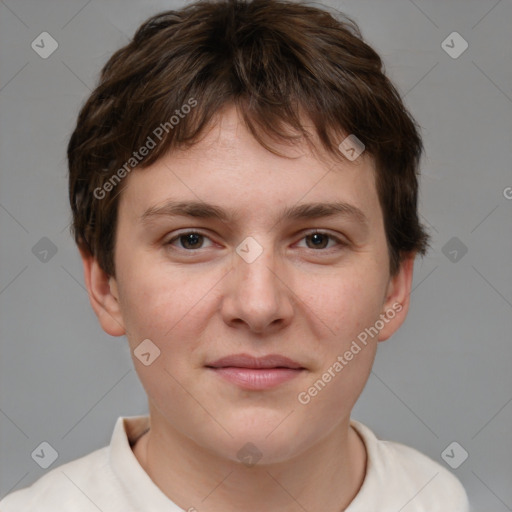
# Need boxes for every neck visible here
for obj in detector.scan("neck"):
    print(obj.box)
[132,409,366,512]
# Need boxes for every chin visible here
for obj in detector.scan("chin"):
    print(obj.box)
[201,417,316,465]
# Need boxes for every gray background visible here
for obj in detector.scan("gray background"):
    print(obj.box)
[1,0,511,509]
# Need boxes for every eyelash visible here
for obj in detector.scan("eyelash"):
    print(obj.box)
[165,230,347,253]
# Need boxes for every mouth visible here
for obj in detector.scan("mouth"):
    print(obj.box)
[205,353,305,390]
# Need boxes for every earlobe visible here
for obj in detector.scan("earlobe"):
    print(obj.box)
[79,247,126,337]
[377,255,415,342]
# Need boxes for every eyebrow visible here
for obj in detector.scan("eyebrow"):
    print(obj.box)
[140,199,368,226]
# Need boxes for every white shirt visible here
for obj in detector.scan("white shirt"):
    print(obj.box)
[0,416,470,511]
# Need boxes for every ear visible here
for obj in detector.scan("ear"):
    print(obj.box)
[79,246,126,337]
[377,254,415,342]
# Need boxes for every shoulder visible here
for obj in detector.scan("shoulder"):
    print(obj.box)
[349,420,470,512]
[0,446,123,512]
[0,416,153,512]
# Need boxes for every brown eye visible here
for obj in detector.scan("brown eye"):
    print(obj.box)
[180,233,203,249]
[167,231,213,250]
[298,231,346,251]
[305,232,330,249]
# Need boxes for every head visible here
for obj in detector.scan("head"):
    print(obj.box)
[68,0,429,464]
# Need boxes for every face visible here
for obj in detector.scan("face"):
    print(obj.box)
[85,104,414,464]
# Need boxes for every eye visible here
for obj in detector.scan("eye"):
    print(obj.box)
[165,229,347,253]
[166,231,214,250]
[297,230,347,250]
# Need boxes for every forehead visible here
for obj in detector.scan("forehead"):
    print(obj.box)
[118,105,382,228]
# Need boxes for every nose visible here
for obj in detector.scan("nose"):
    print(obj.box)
[221,241,294,334]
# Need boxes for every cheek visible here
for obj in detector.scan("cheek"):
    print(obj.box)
[294,272,382,424]
[115,256,220,349]
[298,266,387,343]
[115,263,217,401]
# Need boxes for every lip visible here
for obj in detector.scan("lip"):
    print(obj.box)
[206,353,304,369]
[205,353,305,390]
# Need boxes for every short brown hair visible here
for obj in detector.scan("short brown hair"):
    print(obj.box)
[68,0,429,277]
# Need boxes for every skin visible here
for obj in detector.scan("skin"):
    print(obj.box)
[80,103,415,511]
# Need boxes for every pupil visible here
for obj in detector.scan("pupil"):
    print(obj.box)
[310,233,327,248]
[183,233,201,248]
